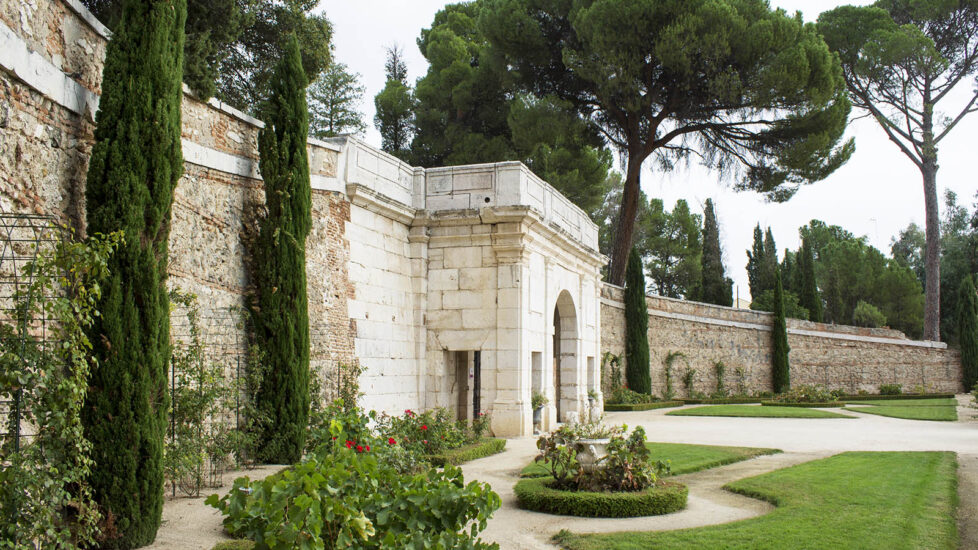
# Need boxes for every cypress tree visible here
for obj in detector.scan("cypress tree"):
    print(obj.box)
[624,247,652,394]
[251,35,312,464]
[799,236,823,322]
[958,275,978,390]
[746,224,764,299]
[700,199,733,306]
[762,228,779,294]
[81,0,185,546]
[771,267,791,394]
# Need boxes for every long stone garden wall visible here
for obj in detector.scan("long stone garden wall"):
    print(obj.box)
[600,285,963,396]
[0,0,358,388]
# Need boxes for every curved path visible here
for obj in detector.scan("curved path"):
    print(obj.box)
[465,398,978,549]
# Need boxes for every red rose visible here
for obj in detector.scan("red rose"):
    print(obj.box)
[345,440,353,449]
[423,440,428,444]
[365,445,370,452]
[388,437,396,445]
[356,445,364,452]
[421,425,428,430]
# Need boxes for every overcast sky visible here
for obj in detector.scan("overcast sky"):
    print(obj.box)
[320,0,978,301]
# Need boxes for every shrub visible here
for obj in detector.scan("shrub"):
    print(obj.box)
[376,407,489,459]
[532,391,549,410]
[207,412,501,549]
[853,300,887,328]
[514,477,687,518]
[607,387,658,405]
[879,384,903,396]
[959,275,978,390]
[429,438,507,467]
[774,385,839,404]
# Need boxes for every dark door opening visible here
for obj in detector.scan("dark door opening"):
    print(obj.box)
[553,309,561,420]
[473,351,481,418]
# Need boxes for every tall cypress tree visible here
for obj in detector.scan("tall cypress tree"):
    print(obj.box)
[799,236,823,322]
[771,267,791,394]
[958,275,978,391]
[251,35,312,464]
[746,224,765,299]
[81,0,185,546]
[762,228,779,293]
[624,247,652,394]
[700,199,733,306]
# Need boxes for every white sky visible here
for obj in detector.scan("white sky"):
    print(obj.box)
[320,0,978,301]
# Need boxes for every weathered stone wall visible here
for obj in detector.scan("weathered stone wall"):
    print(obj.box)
[600,285,963,396]
[0,0,358,390]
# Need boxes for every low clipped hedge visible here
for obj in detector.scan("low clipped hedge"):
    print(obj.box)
[680,397,762,405]
[428,438,506,466]
[839,393,955,401]
[513,477,687,518]
[604,400,683,412]
[761,401,843,408]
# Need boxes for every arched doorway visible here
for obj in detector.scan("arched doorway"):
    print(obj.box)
[553,291,578,422]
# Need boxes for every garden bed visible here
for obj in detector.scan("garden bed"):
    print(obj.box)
[427,437,506,466]
[760,401,844,408]
[514,476,687,517]
[604,400,683,411]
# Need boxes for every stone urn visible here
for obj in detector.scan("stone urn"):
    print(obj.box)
[532,407,543,432]
[574,438,610,473]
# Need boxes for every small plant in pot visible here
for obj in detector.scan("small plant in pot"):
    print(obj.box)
[531,391,549,431]
[568,420,620,474]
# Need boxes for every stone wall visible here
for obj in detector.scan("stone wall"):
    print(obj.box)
[0,0,358,389]
[600,285,963,396]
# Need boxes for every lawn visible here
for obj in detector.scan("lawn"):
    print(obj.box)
[843,398,958,421]
[554,451,958,550]
[521,442,780,478]
[666,404,854,419]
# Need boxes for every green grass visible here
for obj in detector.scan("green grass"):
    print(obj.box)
[521,442,780,478]
[554,451,959,550]
[666,404,854,419]
[843,398,958,421]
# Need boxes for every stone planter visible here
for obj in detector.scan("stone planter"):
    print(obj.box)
[574,438,610,473]
[533,407,543,432]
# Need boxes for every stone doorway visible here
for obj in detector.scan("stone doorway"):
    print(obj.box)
[553,290,578,422]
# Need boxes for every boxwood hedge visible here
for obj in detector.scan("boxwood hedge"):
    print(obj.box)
[604,401,684,412]
[760,401,843,408]
[514,477,687,518]
[428,438,506,466]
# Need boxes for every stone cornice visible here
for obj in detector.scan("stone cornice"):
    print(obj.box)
[346,183,416,226]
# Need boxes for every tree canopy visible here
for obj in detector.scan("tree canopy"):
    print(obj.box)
[375,45,415,159]
[699,199,734,307]
[308,62,366,139]
[818,0,978,340]
[481,0,854,284]
[639,198,702,299]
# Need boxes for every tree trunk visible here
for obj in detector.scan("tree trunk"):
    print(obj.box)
[922,160,941,340]
[607,151,644,285]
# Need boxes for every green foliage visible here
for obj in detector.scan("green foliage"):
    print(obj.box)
[208,447,500,549]
[662,351,687,400]
[0,231,120,548]
[531,391,550,410]
[639,199,702,299]
[699,199,733,306]
[81,0,185,544]
[958,274,978,389]
[428,438,507,467]
[747,225,781,302]
[878,384,903,396]
[604,401,683,412]
[374,45,415,159]
[250,36,312,464]
[844,399,958,422]
[376,407,490,459]
[411,3,612,218]
[555,452,958,549]
[606,388,658,405]
[771,269,790,394]
[680,367,697,398]
[852,300,887,328]
[166,290,238,497]
[750,289,809,320]
[938,192,978,344]
[624,248,651,394]
[773,385,841,404]
[514,477,687,518]
[798,236,823,322]
[668,405,853,419]
[712,361,728,398]
[481,0,853,284]
[307,61,366,139]
[734,366,750,397]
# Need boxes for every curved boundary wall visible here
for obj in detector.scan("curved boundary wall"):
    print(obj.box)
[599,284,963,396]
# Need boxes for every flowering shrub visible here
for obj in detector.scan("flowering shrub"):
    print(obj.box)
[774,384,842,403]
[376,407,490,457]
[207,408,501,549]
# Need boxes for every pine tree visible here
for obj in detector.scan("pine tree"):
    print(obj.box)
[251,35,312,464]
[374,44,414,158]
[700,199,733,306]
[624,247,651,394]
[799,236,823,322]
[958,275,978,391]
[771,267,791,394]
[746,224,765,299]
[81,0,185,546]
[308,62,366,139]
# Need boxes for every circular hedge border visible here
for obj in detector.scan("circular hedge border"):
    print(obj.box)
[760,401,844,408]
[513,477,687,518]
